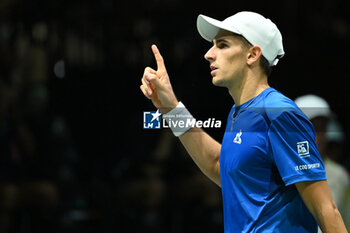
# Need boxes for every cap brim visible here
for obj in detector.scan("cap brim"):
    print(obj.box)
[197,14,241,42]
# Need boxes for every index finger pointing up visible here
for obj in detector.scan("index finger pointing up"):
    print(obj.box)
[151,44,166,72]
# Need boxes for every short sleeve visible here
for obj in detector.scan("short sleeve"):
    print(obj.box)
[268,111,326,186]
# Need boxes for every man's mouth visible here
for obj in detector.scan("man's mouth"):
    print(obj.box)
[210,65,218,71]
[210,65,218,76]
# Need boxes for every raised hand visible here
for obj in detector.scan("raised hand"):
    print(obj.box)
[140,45,178,113]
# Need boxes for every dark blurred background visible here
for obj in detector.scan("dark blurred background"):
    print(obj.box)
[0,0,349,232]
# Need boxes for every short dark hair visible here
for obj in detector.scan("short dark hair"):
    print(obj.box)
[259,55,272,77]
[233,34,272,77]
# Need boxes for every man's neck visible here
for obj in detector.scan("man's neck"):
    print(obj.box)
[229,71,269,106]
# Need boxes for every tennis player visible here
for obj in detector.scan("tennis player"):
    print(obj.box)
[140,11,347,232]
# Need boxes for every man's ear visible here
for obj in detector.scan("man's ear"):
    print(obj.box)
[247,46,262,66]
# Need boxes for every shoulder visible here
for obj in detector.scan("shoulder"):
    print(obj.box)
[262,88,298,111]
[261,88,308,124]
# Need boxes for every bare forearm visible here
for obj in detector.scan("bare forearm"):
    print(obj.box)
[296,181,348,233]
[315,202,347,233]
[179,127,221,186]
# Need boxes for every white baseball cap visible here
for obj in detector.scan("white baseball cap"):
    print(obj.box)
[294,95,332,120]
[197,11,285,66]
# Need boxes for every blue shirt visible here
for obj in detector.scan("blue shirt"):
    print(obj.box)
[220,88,326,233]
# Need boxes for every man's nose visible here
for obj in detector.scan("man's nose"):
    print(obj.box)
[204,46,216,61]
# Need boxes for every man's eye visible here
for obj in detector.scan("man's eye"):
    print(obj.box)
[217,43,228,49]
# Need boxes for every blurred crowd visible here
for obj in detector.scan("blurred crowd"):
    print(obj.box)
[0,2,224,232]
[0,0,349,232]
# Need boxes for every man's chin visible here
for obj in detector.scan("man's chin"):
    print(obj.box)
[212,76,225,87]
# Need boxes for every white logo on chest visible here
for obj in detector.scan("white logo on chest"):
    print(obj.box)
[233,130,242,144]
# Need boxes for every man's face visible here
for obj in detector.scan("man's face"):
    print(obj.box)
[204,30,249,88]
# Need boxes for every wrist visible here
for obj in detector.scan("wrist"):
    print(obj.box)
[160,100,179,114]
[162,101,195,137]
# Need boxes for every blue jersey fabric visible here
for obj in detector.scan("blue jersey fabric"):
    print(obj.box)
[220,88,326,233]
